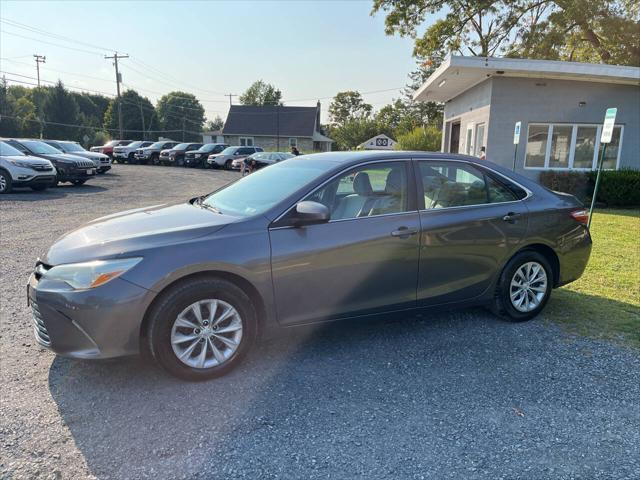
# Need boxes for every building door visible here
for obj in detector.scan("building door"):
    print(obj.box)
[449,122,460,153]
[474,123,486,157]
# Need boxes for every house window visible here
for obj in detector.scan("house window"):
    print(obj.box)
[465,125,473,155]
[474,123,485,157]
[288,138,297,148]
[524,123,623,170]
[239,137,254,147]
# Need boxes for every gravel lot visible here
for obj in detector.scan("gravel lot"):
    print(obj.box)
[1,165,639,480]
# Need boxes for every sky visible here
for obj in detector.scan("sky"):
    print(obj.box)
[0,0,426,123]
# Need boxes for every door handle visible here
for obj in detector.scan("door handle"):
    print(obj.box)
[391,227,418,238]
[502,212,521,223]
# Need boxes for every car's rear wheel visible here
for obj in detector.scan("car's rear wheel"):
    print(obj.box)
[151,153,159,165]
[71,180,86,186]
[491,250,552,322]
[148,277,257,381]
[0,170,12,194]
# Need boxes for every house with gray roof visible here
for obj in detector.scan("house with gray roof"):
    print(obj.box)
[221,102,333,152]
[413,56,640,179]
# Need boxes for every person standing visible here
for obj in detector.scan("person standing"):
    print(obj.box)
[291,146,301,156]
[479,146,486,160]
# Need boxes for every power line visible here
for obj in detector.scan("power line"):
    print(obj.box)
[0,29,105,56]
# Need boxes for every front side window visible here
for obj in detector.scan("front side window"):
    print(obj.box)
[17,140,62,155]
[419,161,516,209]
[238,147,254,155]
[305,162,409,221]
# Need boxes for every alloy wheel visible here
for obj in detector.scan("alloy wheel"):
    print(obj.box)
[170,299,243,369]
[509,261,548,313]
[0,174,6,192]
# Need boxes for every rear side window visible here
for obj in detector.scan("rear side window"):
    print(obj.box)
[418,161,517,209]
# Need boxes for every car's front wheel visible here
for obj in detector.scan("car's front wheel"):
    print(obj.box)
[491,250,552,322]
[0,170,12,193]
[148,277,257,380]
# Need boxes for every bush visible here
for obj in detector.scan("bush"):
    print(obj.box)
[539,169,640,207]
[587,169,640,207]
[395,125,441,151]
[539,171,591,203]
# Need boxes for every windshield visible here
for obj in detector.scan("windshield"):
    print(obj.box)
[126,141,144,149]
[0,142,25,156]
[199,144,219,152]
[105,140,119,147]
[149,141,166,148]
[60,142,85,152]
[173,143,190,150]
[203,159,333,218]
[220,147,237,155]
[20,140,62,155]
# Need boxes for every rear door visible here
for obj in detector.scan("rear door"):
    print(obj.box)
[415,159,529,306]
[269,160,420,325]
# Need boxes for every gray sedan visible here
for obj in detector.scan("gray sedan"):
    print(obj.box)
[28,152,592,380]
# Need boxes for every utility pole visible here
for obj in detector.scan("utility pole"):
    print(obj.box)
[180,106,186,142]
[105,52,129,139]
[33,55,46,138]
[276,104,280,150]
[139,100,146,141]
[226,93,236,107]
[33,54,46,87]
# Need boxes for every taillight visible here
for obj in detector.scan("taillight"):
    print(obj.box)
[570,209,589,226]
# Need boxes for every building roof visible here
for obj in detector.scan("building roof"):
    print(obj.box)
[414,56,640,103]
[223,105,320,137]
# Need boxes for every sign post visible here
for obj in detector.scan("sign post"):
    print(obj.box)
[588,108,617,229]
[512,121,521,171]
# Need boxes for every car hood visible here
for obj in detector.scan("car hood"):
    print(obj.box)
[43,202,238,265]
[69,151,108,160]
[2,154,53,166]
[37,153,89,163]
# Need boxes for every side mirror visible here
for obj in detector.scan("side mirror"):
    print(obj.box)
[293,201,330,226]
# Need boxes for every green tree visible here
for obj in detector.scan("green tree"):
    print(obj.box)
[42,80,80,140]
[239,80,282,106]
[156,91,205,142]
[104,89,158,140]
[0,79,22,137]
[371,0,639,66]
[205,115,224,131]
[328,91,373,125]
[326,117,381,150]
[395,125,442,151]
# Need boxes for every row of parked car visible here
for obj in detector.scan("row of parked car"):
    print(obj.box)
[0,138,113,194]
[90,139,292,170]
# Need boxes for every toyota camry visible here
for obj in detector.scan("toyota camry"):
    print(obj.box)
[28,152,592,380]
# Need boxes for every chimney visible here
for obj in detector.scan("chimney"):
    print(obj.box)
[316,100,321,132]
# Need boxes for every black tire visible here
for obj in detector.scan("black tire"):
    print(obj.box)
[128,152,135,163]
[71,180,86,186]
[30,184,48,191]
[0,169,12,194]
[225,159,233,170]
[491,250,553,322]
[148,277,257,381]
[151,153,159,165]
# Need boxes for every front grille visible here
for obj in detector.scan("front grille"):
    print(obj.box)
[75,160,95,169]
[31,300,51,346]
[100,158,110,164]
[32,164,54,172]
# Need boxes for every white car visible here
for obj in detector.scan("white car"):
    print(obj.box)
[113,141,154,163]
[207,146,263,169]
[44,140,112,173]
[0,141,57,193]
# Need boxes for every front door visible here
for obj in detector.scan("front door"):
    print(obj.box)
[449,122,461,153]
[269,160,420,325]
[416,159,529,306]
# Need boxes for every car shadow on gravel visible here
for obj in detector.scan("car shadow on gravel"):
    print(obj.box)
[1,184,108,201]
[46,308,640,479]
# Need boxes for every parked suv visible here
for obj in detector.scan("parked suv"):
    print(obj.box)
[44,140,112,173]
[90,140,132,158]
[159,142,203,166]
[207,146,263,169]
[134,140,178,165]
[113,141,154,163]
[184,143,228,168]
[0,141,56,193]
[6,139,96,185]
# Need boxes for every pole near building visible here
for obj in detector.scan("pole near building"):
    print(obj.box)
[588,107,617,229]
[105,52,129,139]
[512,121,521,171]
[226,93,236,107]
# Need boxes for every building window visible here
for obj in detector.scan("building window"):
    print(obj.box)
[524,123,623,170]
[474,123,485,157]
[288,138,297,148]
[240,137,254,147]
[465,125,473,155]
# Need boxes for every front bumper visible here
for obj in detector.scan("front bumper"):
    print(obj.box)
[183,156,204,167]
[28,273,151,359]
[58,167,96,182]
[13,174,57,188]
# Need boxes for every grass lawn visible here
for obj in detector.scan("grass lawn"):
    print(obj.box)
[544,209,640,348]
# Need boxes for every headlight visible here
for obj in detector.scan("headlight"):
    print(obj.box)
[42,257,142,290]
[9,159,36,169]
